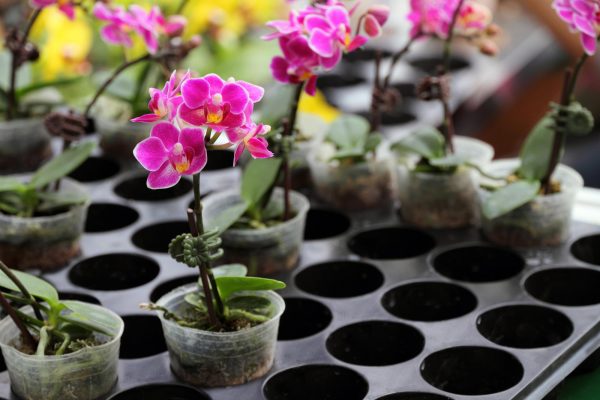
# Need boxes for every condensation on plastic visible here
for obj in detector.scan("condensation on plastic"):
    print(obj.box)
[0,119,52,174]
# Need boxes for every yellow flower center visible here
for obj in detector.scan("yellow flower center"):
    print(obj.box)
[206,110,224,124]
[172,143,190,173]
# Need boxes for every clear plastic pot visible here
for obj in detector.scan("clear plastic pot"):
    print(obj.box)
[397,136,494,229]
[0,119,52,174]
[202,188,309,276]
[307,146,396,212]
[0,178,90,271]
[98,119,151,163]
[480,160,583,247]
[0,302,124,400]
[156,283,285,387]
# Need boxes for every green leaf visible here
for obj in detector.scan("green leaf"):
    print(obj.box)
[29,142,96,189]
[211,264,247,278]
[215,276,286,301]
[36,191,88,213]
[392,127,446,160]
[430,154,469,168]
[227,295,273,318]
[16,76,84,99]
[205,202,248,234]
[61,301,120,337]
[241,157,282,214]
[0,268,59,304]
[482,180,541,219]
[518,116,556,181]
[0,177,26,192]
[258,84,295,127]
[184,292,207,312]
[326,114,370,150]
[364,133,382,154]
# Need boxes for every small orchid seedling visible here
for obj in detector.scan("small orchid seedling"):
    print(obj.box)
[482,0,597,220]
[263,0,382,219]
[132,71,284,331]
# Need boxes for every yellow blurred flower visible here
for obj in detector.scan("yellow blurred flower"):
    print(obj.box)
[298,90,340,123]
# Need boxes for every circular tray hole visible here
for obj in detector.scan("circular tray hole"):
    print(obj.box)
[85,203,139,233]
[263,364,369,400]
[69,156,120,182]
[295,261,384,298]
[205,150,234,171]
[477,305,573,348]
[278,297,333,341]
[421,346,524,396]
[326,321,424,366]
[348,227,435,260]
[304,208,351,241]
[120,315,166,359]
[358,109,417,126]
[114,175,192,202]
[108,384,211,400]
[317,74,366,89]
[0,351,5,372]
[433,245,525,283]
[58,291,101,305]
[343,48,392,63]
[377,394,453,400]
[132,221,189,253]
[382,281,477,322]
[525,267,600,306]
[410,56,470,74]
[571,234,600,265]
[150,275,198,303]
[69,253,160,291]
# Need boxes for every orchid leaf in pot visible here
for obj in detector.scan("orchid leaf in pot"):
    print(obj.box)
[0,261,124,400]
[130,70,287,387]
[0,141,94,271]
[391,0,498,229]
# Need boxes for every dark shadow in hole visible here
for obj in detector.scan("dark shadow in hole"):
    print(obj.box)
[108,384,211,400]
[477,305,573,348]
[69,156,121,183]
[205,150,234,171]
[343,48,392,63]
[421,346,524,396]
[358,109,416,127]
[278,297,333,341]
[317,74,366,90]
[0,351,5,373]
[433,245,525,283]
[571,234,600,265]
[85,203,139,233]
[114,176,192,202]
[304,208,351,241]
[525,267,600,306]
[348,227,435,260]
[410,56,470,75]
[263,364,369,400]
[390,82,417,99]
[69,253,160,291]
[382,281,477,322]
[295,261,384,298]
[58,291,101,305]
[132,221,189,253]
[119,315,166,359]
[326,321,424,366]
[150,275,198,303]
[376,393,453,400]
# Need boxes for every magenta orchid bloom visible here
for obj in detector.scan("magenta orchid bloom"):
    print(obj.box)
[408,0,491,39]
[132,71,190,123]
[179,74,264,132]
[271,35,320,95]
[226,123,273,166]
[554,0,600,55]
[133,122,207,189]
[31,0,76,20]
[364,5,391,38]
[94,3,137,48]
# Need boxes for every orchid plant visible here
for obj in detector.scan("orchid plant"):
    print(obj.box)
[132,71,284,331]
[481,0,597,220]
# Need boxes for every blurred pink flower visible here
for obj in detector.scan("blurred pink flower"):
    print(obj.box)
[31,0,76,20]
[364,6,391,37]
[270,35,320,95]
[226,123,273,165]
[134,122,207,189]
[132,71,190,123]
[408,0,491,39]
[554,0,600,55]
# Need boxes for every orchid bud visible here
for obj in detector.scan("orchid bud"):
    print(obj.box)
[165,15,187,38]
[364,14,383,37]
[367,5,390,26]
[485,23,501,37]
[479,39,499,56]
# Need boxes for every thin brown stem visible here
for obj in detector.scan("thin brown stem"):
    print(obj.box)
[443,0,466,74]
[382,35,419,90]
[0,261,43,320]
[281,83,304,221]
[0,291,36,350]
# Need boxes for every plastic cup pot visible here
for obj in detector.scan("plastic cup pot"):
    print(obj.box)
[397,136,494,229]
[0,303,124,400]
[202,188,309,276]
[156,284,285,387]
[0,177,90,271]
[479,159,583,247]
[0,119,52,174]
[97,119,151,164]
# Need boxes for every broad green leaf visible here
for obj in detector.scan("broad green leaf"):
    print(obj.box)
[61,301,120,336]
[518,116,556,181]
[241,157,282,212]
[482,180,541,219]
[0,177,26,192]
[364,133,382,154]
[215,276,286,301]
[326,114,370,150]
[0,268,58,303]
[36,191,88,212]
[205,202,248,234]
[211,264,247,278]
[330,148,364,161]
[184,292,208,312]
[392,127,446,160]
[227,295,274,318]
[430,154,469,168]
[29,142,96,189]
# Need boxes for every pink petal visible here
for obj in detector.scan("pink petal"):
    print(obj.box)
[147,162,181,189]
[202,74,225,94]
[309,29,335,57]
[237,81,264,103]
[133,137,168,171]
[178,128,206,157]
[233,143,245,166]
[60,4,76,20]
[216,111,246,131]
[305,75,318,96]
[221,83,250,114]
[368,5,390,26]
[92,3,113,20]
[225,127,247,144]
[178,104,206,126]
[181,78,210,109]
[271,57,291,83]
[305,15,331,32]
[326,6,350,28]
[581,33,597,55]
[364,14,383,37]
[348,35,368,51]
[246,137,274,159]
[168,97,184,121]
[320,47,342,69]
[131,114,161,123]
[100,25,131,47]
[151,122,179,150]
[288,35,315,59]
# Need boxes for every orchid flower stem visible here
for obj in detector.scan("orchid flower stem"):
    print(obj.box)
[209,131,222,144]
[382,35,419,90]
[207,143,232,150]
[204,128,212,143]
[0,290,36,350]
[370,51,382,132]
[0,261,43,320]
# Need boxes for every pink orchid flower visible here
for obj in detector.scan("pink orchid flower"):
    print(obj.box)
[133,122,207,189]
[93,3,138,48]
[271,35,320,95]
[31,0,76,20]
[179,74,264,132]
[129,5,186,54]
[408,0,491,39]
[364,5,391,37]
[132,70,190,123]
[226,123,274,165]
[554,0,600,55]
